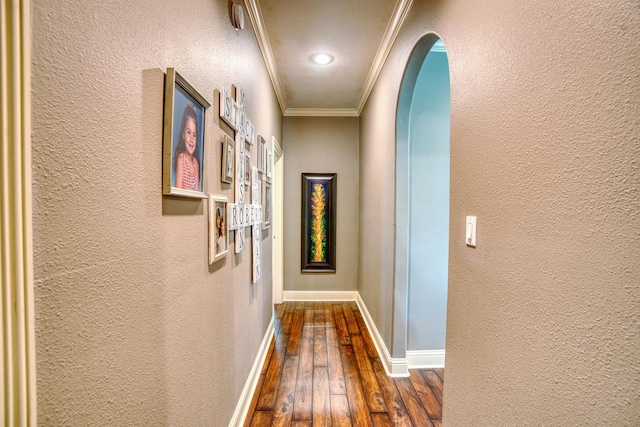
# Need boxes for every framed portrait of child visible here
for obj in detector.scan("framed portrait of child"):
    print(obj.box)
[163,68,210,198]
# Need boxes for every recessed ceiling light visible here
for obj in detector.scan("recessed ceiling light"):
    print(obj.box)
[309,53,334,65]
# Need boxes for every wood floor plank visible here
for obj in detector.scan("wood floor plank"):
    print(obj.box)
[261,338,275,375]
[421,370,444,405]
[333,304,351,345]
[272,355,300,427]
[330,394,353,427]
[287,309,305,355]
[409,370,442,419]
[353,310,378,358]
[351,335,386,412]
[324,302,336,326]
[395,377,434,427]
[342,345,373,427]
[345,301,358,311]
[370,413,392,427]
[371,358,414,427]
[314,322,328,366]
[249,410,273,427]
[431,420,443,427]
[275,303,285,319]
[314,301,325,323]
[304,304,315,323]
[293,325,314,421]
[313,366,332,426]
[342,302,360,335]
[292,422,313,427]
[326,327,346,395]
[256,331,288,411]
[243,374,266,427]
[434,368,444,382]
[281,303,294,335]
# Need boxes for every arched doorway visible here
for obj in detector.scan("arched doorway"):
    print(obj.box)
[395,36,450,368]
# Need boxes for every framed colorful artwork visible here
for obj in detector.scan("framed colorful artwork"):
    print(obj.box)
[301,173,336,272]
[163,68,210,198]
[208,194,228,263]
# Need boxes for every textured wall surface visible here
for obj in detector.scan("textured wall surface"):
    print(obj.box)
[283,117,360,291]
[31,0,281,425]
[360,0,640,424]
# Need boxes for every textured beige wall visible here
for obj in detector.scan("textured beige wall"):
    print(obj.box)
[283,117,359,291]
[31,0,281,425]
[360,0,640,425]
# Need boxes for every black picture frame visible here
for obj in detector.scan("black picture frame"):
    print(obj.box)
[301,173,337,273]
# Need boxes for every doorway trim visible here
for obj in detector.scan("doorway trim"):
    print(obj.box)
[1,0,37,423]
[272,137,284,304]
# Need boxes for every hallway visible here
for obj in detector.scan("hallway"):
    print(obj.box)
[244,302,444,426]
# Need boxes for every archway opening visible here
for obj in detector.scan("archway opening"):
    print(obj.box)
[395,36,450,368]
[407,39,450,360]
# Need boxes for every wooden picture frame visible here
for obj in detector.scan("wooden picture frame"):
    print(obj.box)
[301,173,337,273]
[163,68,210,198]
[209,194,229,263]
[221,135,234,184]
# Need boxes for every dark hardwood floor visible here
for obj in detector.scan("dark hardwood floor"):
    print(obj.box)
[244,301,444,426]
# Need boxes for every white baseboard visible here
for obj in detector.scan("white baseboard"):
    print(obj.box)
[283,290,358,301]
[407,350,445,369]
[228,317,275,427]
[355,294,409,377]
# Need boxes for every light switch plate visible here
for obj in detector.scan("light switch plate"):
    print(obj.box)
[466,216,477,247]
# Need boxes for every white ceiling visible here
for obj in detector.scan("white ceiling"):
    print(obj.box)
[244,0,414,117]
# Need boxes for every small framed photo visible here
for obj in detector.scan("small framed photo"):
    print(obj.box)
[163,68,210,198]
[263,181,271,230]
[221,135,234,184]
[266,148,273,183]
[257,135,266,174]
[244,154,251,188]
[209,194,229,263]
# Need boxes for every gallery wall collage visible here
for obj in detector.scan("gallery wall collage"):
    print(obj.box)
[161,68,273,284]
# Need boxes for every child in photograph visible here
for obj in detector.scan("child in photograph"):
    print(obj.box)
[216,207,226,253]
[174,103,200,191]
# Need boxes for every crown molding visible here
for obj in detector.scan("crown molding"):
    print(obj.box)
[244,0,287,115]
[246,0,413,118]
[355,0,414,115]
[284,108,359,117]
